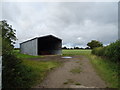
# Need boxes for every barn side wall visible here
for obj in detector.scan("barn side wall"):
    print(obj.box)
[20,39,38,56]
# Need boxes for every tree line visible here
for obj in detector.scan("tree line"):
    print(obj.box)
[62,40,103,49]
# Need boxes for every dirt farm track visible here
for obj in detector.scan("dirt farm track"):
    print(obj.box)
[31,55,107,88]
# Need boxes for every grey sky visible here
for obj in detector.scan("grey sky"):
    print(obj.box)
[1,2,118,48]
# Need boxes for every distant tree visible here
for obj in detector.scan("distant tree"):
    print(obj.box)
[74,47,80,49]
[87,40,103,49]
[79,47,84,49]
[62,46,67,49]
[70,48,73,49]
[85,47,90,49]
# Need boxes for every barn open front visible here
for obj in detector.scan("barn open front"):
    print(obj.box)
[38,35,62,55]
[20,35,62,56]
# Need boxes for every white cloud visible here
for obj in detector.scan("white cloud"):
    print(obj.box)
[1,2,118,48]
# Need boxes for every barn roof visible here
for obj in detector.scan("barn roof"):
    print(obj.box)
[20,35,62,44]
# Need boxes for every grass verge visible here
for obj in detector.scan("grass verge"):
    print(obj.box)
[22,59,61,87]
[89,55,119,88]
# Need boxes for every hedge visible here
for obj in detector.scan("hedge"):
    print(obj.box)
[92,40,120,62]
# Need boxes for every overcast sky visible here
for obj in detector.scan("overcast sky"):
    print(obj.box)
[1,2,118,48]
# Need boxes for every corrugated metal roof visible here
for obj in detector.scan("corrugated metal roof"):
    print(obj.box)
[20,35,62,44]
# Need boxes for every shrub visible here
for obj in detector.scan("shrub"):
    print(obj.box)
[2,40,34,88]
[1,20,34,88]
[104,40,120,62]
[92,40,120,62]
[2,53,34,88]
[92,47,106,56]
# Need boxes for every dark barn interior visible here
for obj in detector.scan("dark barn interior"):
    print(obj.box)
[38,35,62,55]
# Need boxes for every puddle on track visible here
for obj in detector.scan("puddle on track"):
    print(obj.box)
[61,56,72,59]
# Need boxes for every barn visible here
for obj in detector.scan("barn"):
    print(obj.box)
[20,35,62,56]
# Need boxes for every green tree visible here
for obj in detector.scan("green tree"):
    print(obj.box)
[62,46,67,49]
[87,40,103,49]
[1,20,32,88]
[74,47,80,49]
[1,20,17,53]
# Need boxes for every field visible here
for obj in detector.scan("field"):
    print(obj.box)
[14,50,43,59]
[62,49,91,56]
[15,49,118,88]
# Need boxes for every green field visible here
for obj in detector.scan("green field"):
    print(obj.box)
[14,50,44,59]
[62,49,91,56]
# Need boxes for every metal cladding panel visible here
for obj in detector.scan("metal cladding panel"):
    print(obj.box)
[20,38,38,56]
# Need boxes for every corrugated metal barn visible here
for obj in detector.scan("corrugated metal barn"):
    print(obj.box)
[20,35,62,56]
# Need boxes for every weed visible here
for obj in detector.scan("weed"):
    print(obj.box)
[70,67,81,73]
[75,82,81,85]
[63,82,68,84]
[63,79,74,85]
[76,61,80,63]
